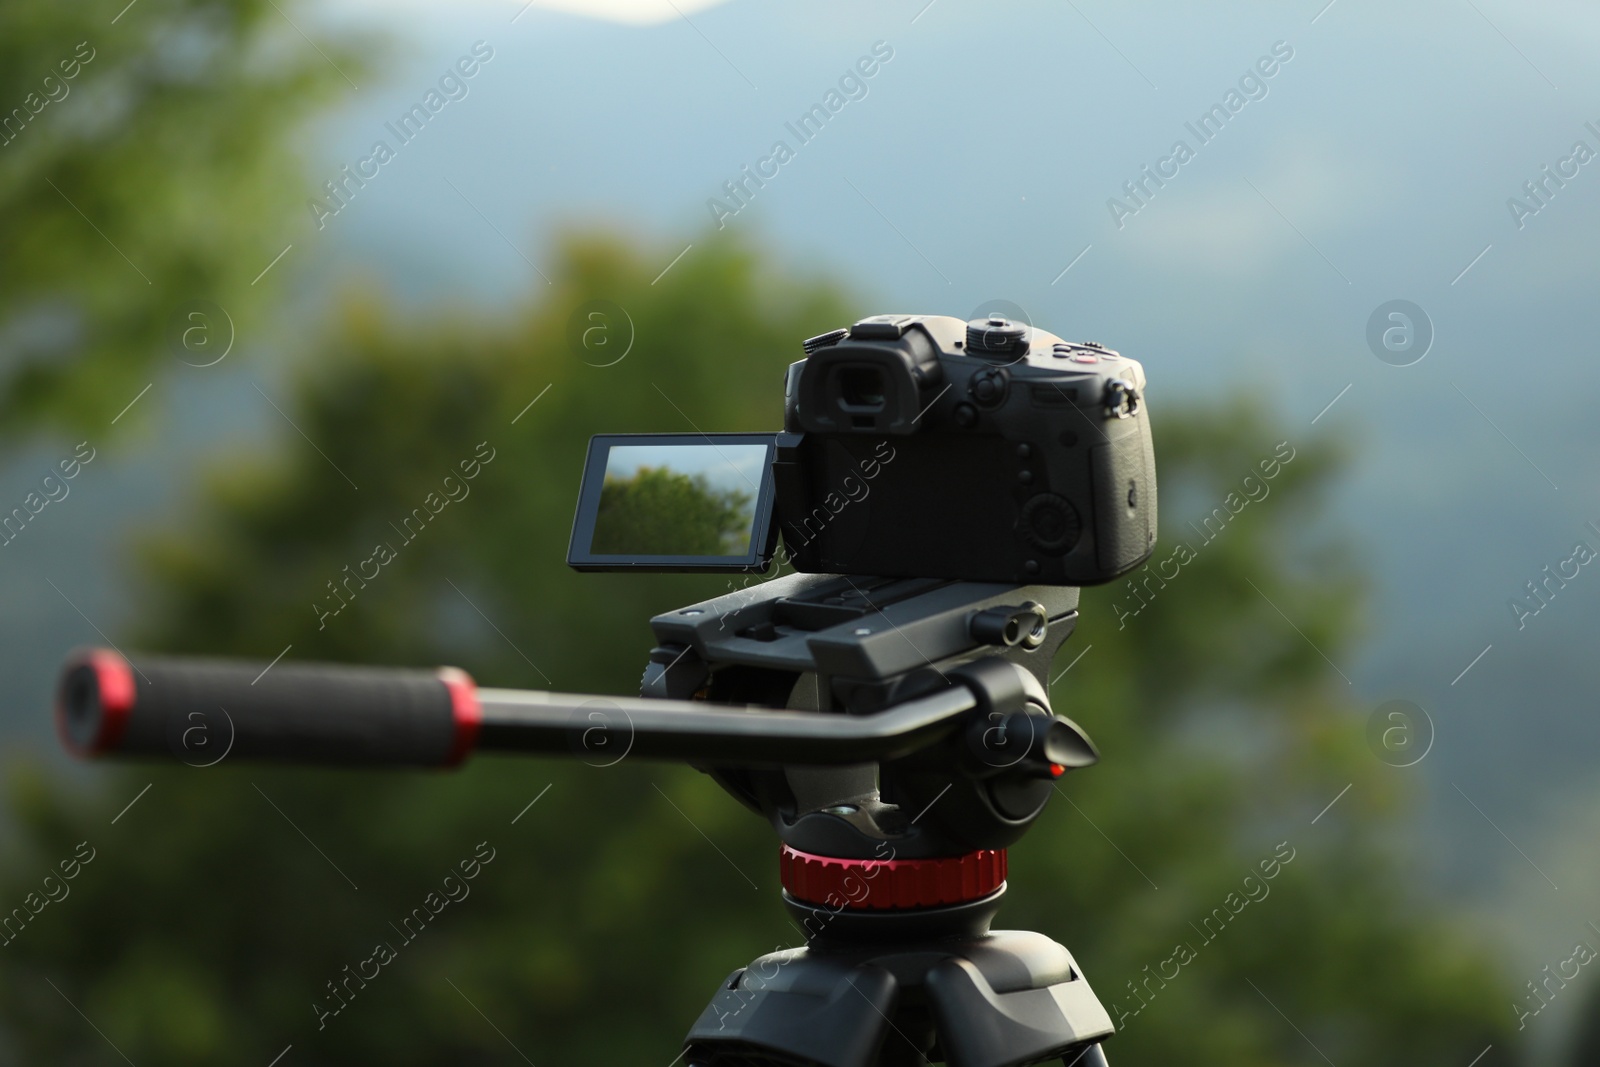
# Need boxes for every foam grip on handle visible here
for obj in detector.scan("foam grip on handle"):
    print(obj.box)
[56,649,480,767]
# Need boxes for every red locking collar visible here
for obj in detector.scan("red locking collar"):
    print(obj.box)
[779,844,1006,911]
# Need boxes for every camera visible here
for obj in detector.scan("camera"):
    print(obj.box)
[568,313,1156,585]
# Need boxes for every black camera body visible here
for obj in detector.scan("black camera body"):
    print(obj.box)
[775,314,1156,586]
[566,313,1155,587]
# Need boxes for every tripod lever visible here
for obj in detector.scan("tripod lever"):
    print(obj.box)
[57,648,979,769]
[475,685,975,765]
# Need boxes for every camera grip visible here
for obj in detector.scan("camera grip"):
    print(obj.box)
[56,648,478,767]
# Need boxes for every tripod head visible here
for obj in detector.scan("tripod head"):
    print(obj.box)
[58,574,1094,854]
[642,573,1095,859]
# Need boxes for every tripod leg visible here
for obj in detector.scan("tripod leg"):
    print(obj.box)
[1062,1043,1108,1067]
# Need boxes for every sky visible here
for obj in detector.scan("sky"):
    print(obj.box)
[603,441,768,488]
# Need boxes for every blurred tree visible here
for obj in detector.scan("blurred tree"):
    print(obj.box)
[594,466,754,556]
[0,234,1521,1065]
[0,0,366,437]
[1572,985,1600,1063]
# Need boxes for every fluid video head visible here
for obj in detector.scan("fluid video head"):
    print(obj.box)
[568,313,1157,586]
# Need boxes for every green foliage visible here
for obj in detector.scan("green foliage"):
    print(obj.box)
[594,466,754,556]
[0,234,1520,1065]
[1572,988,1600,1064]
[0,0,367,437]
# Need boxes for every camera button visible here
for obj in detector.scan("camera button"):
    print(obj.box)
[1020,493,1082,554]
[969,366,1009,408]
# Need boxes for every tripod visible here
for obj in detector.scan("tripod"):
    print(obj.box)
[58,573,1115,1066]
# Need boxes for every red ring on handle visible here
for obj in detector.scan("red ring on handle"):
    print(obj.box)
[438,667,481,766]
[58,648,136,756]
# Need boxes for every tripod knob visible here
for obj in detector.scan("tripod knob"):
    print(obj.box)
[968,602,1049,649]
[968,710,1097,780]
